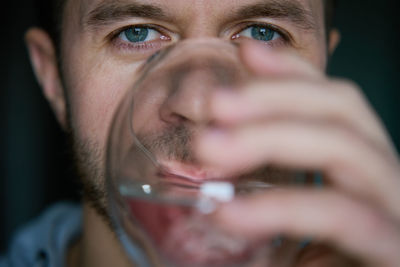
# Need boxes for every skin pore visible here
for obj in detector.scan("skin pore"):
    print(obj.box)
[26,0,400,266]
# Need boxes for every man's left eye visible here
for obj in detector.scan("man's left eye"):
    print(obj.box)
[119,26,162,43]
[236,25,281,42]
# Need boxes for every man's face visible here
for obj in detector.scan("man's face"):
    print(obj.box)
[59,0,328,213]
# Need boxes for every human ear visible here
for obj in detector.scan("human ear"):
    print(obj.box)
[328,29,341,56]
[25,27,67,130]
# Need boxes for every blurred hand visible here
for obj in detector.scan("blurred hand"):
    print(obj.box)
[196,41,400,266]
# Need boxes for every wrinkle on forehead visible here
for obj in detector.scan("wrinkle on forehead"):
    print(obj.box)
[62,0,89,33]
[72,0,322,25]
[308,0,325,36]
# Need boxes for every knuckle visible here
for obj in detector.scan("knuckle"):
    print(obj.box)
[329,79,371,115]
[359,208,390,237]
[334,79,363,100]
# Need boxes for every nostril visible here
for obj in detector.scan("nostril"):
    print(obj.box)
[160,105,191,125]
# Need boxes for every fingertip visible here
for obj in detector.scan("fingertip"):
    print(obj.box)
[239,40,276,74]
[240,40,294,77]
[239,41,321,78]
[195,128,230,160]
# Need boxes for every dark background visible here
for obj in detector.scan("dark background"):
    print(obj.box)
[1,0,399,252]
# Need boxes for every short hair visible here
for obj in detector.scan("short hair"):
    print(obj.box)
[34,0,337,56]
[33,0,65,54]
[324,0,337,36]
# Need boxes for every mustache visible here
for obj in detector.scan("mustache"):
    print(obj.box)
[136,125,303,185]
[137,124,196,163]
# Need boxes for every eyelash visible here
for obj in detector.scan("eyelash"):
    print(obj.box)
[233,22,291,45]
[110,22,291,53]
[110,24,171,52]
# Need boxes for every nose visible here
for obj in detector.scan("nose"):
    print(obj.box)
[160,65,218,125]
[158,41,243,126]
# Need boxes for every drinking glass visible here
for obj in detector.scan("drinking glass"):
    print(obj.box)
[106,40,307,267]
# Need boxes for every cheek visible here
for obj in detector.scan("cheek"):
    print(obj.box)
[297,36,328,71]
[64,49,142,148]
[131,85,169,135]
[72,77,120,143]
[306,45,327,71]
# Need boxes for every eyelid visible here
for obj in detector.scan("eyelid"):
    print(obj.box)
[109,23,172,42]
[231,21,293,43]
[119,28,161,43]
[107,23,175,55]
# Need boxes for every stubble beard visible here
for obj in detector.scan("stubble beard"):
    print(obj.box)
[69,121,297,222]
[67,120,198,231]
[69,132,111,224]
[69,123,196,222]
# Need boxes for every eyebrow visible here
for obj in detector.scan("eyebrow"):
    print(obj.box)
[85,0,316,32]
[231,0,316,31]
[85,0,168,28]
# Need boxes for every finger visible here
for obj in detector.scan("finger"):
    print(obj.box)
[211,79,394,153]
[215,189,400,267]
[239,40,323,78]
[295,244,360,267]
[196,121,400,219]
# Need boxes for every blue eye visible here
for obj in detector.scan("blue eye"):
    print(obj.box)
[251,26,277,41]
[237,25,281,42]
[119,26,161,43]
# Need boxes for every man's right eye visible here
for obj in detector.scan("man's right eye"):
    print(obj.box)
[119,26,164,43]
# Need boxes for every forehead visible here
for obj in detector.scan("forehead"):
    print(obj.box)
[78,0,315,11]
[69,0,324,29]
